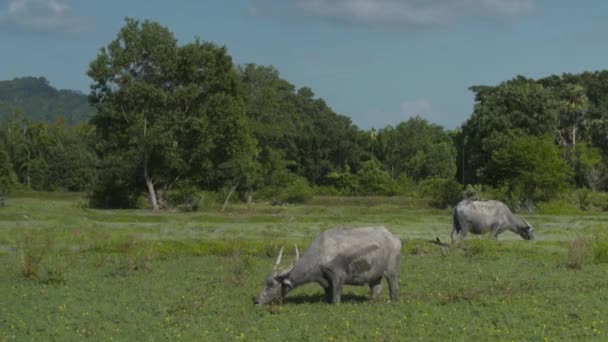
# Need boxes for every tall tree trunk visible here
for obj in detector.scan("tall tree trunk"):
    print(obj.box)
[144,163,158,211]
[142,115,158,211]
[572,125,577,146]
[222,181,240,212]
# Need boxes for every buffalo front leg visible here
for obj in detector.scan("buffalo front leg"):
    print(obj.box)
[489,224,502,239]
[323,287,332,303]
[318,277,332,303]
[369,278,382,302]
[323,269,345,304]
[331,277,344,304]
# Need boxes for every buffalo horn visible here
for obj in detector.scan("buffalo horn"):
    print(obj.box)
[273,246,285,274]
[294,244,299,263]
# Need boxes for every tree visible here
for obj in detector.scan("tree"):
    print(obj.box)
[561,84,589,146]
[488,135,572,202]
[88,18,256,209]
[376,117,456,181]
[0,144,16,197]
[239,64,362,188]
[567,142,602,189]
[44,121,98,191]
[463,76,560,184]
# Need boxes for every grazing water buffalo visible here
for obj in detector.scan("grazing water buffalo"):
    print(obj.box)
[254,226,401,305]
[452,199,535,243]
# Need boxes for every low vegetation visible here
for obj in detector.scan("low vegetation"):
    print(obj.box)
[1,193,608,340]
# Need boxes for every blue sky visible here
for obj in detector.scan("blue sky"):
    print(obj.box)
[1,0,607,129]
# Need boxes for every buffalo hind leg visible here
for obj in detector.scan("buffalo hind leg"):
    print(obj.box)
[452,217,469,244]
[386,255,399,301]
[386,272,398,301]
[450,228,459,244]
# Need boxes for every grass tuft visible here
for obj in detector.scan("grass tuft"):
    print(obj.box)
[566,238,591,270]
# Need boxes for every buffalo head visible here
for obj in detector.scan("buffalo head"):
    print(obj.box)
[517,219,535,240]
[254,245,298,305]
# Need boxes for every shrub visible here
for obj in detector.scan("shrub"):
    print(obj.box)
[462,184,483,201]
[281,177,314,203]
[587,190,608,211]
[18,232,66,285]
[392,175,415,196]
[167,185,205,211]
[592,240,608,264]
[257,174,313,204]
[420,178,462,208]
[88,155,139,209]
[576,188,591,211]
[486,184,536,213]
[324,171,358,195]
[355,160,393,195]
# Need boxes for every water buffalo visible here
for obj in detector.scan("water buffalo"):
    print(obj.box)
[451,199,535,242]
[254,226,402,305]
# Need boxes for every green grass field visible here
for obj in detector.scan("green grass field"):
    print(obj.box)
[1,193,608,341]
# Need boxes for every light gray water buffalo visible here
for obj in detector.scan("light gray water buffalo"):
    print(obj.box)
[451,199,535,243]
[254,226,402,305]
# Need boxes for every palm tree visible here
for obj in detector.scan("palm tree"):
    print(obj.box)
[563,84,589,146]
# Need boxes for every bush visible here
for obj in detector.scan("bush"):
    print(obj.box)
[88,155,139,209]
[166,185,205,212]
[355,160,393,196]
[486,184,536,213]
[392,175,415,196]
[461,184,483,201]
[420,178,462,208]
[576,188,591,211]
[324,170,358,195]
[282,177,314,203]
[586,190,608,211]
[258,173,313,204]
[18,232,66,285]
[593,240,608,264]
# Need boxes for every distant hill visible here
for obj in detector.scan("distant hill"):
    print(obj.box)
[0,77,95,124]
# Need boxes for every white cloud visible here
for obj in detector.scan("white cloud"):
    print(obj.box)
[294,0,533,26]
[0,0,82,33]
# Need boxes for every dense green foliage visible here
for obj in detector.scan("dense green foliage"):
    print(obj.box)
[1,194,608,340]
[240,64,363,189]
[87,18,256,209]
[488,135,573,203]
[1,19,608,208]
[0,77,94,124]
[0,111,97,193]
[376,116,457,181]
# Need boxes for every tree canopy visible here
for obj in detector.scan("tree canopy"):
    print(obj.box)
[2,18,608,208]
